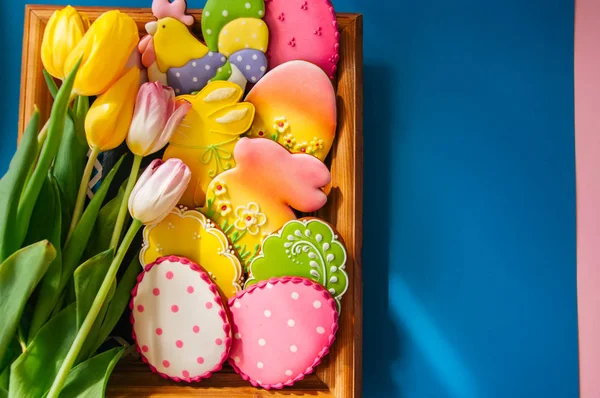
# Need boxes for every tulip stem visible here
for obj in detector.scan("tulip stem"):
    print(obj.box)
[46,219,143,398]
[110,155,143,252]
[67,146,101,241]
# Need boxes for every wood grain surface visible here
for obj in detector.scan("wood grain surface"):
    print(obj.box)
[19,6,363,397]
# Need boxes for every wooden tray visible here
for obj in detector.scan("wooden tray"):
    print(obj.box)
[18,5,363,397]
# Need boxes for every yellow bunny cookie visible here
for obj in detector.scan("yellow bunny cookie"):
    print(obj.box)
[163,81,255,208]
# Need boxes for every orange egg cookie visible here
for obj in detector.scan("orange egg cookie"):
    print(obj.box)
[245,60,337,161]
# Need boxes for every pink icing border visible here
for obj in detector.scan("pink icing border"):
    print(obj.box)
[326,0,341,79]
[129,255,233,383]
[226,276,339,390]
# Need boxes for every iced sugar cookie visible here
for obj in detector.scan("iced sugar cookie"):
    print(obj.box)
[246,218,348,308]
[163,81,255,207]
[131,256,232,382]
[245,61,337,161]
[201,0,269,89]
[264,0,339,79]
[152,0,194,27]
[140,207,244,298]
[202,137,331,268]
[202,0,266,52]
[228,277,338,389]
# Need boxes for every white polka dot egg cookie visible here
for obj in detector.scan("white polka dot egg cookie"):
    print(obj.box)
[131,256,232,382]
[227,276,339,389]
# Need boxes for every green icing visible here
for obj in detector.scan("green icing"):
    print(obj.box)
[210,60,233,82]
[246,219,349,308]
[202,0,265,51]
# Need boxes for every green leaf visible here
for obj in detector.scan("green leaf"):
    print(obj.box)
[61,154,125,284]
[23,174,63,343]
[74,250,113,329]
[0,388,6,398]
[26,155,124,336]
[57,347,125,398]
[93,255,140,354]
[17,58,81,254]
[52,112,88,243]
[84,179,128,260]
[8,304,77,398]
[0,340,19,387]
[73,250,117,361]
[43,70,59,99]
[245,219,349,309]
[0,110,40,262]
[0,241,56,367]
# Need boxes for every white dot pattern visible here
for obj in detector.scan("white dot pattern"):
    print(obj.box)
[228,280,338,386]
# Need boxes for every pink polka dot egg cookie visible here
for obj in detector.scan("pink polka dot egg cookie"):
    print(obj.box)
[228,276,339,389]
[131,256,232,382]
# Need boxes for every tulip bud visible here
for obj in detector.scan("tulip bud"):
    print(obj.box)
[64,10,139,96]
[126,82,192,157]
[128,158,191,225]
[84,67,141,151]
[41,6,90,80]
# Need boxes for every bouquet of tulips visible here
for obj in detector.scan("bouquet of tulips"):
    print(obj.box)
[0,7,192,397]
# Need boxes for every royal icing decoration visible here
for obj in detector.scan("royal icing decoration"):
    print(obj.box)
[140,207,244,298]
[245,61,337,161]
[201,0,269,89]
[202,137,331,268]
[246,218,348,308]
[163,81,255,207]
[263,0,339,79]
[228,277,338,389]
[131,256,232,382]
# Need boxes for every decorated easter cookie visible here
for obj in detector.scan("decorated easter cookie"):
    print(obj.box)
[201,0,269,88]
[140,207,244,298]
[152,0,194,26]
[264,0,339,79]
[245,61,337,161]
[131,256,232,382]
[163,81,255,207]
[201,0,266,52]
[202,137,331,268]
[228,277,338,389]
[246,218,348,308]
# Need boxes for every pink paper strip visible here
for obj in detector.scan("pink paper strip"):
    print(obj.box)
[575,1,600,396]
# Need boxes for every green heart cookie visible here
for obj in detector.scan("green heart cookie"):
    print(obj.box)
[246,218,349,308]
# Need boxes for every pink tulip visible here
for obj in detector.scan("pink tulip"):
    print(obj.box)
[127,81,192,157]
[128,158,191,225]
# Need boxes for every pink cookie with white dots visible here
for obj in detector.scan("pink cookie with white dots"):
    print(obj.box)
[228,276,339,389]
[130,256,232,382]
[264,0,340,79]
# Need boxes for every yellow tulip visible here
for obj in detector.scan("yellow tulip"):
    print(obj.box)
[64,10,139,96]
[41,6,90,80]
[85,67,141,151]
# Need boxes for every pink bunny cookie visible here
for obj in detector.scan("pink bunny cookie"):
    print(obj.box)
[202,137,331,268]
[264,0,340,79]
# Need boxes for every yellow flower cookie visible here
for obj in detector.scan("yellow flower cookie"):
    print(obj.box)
[163,81,255,208]
[202,137,331,269]
[140,206,243,298]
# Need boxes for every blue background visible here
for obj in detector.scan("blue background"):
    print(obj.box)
[0,0,578,397]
